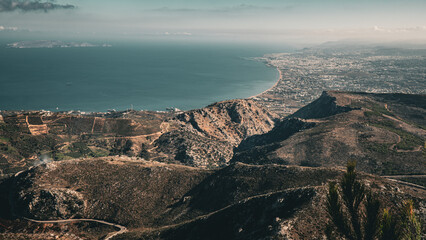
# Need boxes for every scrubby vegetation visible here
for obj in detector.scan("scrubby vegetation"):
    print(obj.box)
[369,121,423,151]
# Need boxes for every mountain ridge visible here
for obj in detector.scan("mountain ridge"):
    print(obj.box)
[0,91,425,239]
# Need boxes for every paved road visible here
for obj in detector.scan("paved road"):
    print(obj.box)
[23,217,128,240]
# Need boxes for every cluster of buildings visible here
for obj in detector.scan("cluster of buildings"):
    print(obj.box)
[252,48,426,116]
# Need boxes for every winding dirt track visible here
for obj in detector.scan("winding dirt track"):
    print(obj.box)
[382,175,426,179]
[23,217,128,240]
[382,175,426,190]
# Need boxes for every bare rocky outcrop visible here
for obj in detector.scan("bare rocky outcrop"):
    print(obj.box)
[232,117,317,165]
[151,99,278,168]
[172,99,277,145]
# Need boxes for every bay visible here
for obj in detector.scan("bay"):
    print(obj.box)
[0,41,285,112]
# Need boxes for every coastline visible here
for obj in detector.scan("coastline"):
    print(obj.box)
[1,46,280,113]
[249,65,282,99]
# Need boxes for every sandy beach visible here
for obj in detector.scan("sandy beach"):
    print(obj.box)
[249,66,282,99]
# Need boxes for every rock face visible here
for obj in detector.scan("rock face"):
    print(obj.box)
[233,118,316,164]
[172,99,277,145]
[151,99,277,168]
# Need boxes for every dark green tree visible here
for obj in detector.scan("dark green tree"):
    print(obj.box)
[325,161,421,240]
[326,160,377,240]
[364,191,381,240]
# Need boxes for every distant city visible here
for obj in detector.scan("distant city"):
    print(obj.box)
[252,47,426,115]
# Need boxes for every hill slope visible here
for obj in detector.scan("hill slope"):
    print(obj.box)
[233,91,426,175]
[0,99,277,176]
[0,91,425,239]
[1,158,423,239]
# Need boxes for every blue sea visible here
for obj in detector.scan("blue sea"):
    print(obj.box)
[0,41,286,112]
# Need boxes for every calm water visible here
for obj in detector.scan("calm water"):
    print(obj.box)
[0,42,283,112]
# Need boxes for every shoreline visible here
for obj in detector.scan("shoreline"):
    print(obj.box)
[1,64,282,115]
[1,56,281,114]
[248,65,282,99]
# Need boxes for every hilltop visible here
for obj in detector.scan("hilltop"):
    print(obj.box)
[234,91,425,176]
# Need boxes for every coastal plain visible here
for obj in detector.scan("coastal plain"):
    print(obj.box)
[252,46,426,116]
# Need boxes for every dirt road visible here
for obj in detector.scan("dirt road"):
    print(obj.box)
[23,217,128,240]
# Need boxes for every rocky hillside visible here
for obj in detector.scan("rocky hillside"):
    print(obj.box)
[0,157,424,239]
[0,91,425,239]
[2,158,338,227]
[232,91,426,176]
[0,99,277,176]
[150,99,277,168]
[171,100,277,146]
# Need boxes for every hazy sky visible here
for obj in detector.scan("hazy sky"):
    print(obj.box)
[1,0,426,43]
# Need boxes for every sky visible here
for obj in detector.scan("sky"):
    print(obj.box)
[1,0,426,44]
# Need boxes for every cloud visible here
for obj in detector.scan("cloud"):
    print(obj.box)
[228,4,273,11]
[0,25,18,30]
[0,0,75,12]
[163,31,192,36]
[373,26,426,33]
[151,4,279,13]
